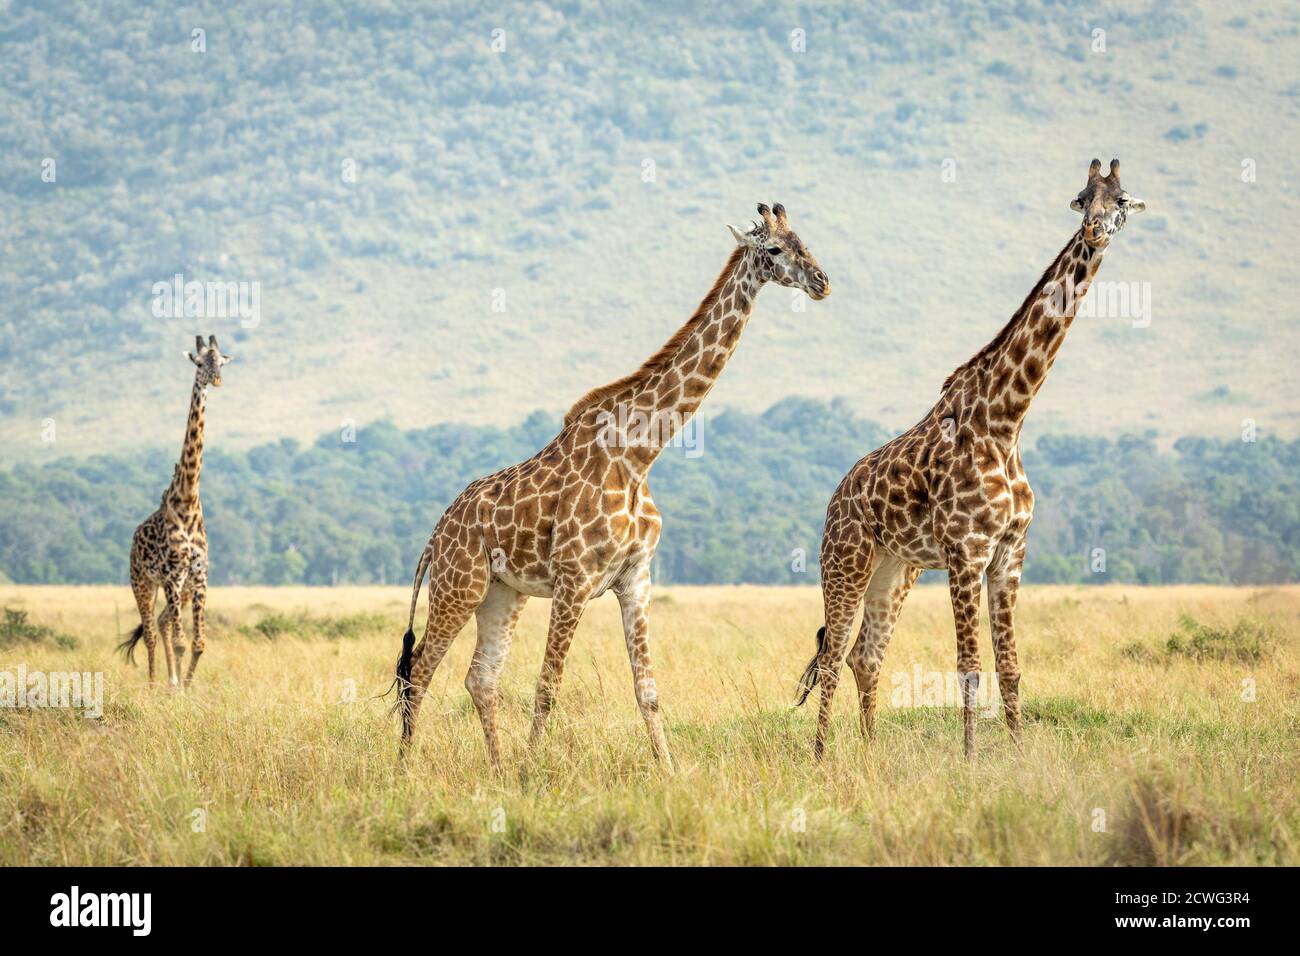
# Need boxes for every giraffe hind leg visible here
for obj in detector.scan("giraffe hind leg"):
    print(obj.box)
[124,576,160,683]
[846,558,919,741]
[807,545,878,760]
[465,581,529,772]
[397,549,490,762]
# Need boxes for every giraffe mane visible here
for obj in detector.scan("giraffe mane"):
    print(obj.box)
[563,244,746,426]
[939,232,1079,393]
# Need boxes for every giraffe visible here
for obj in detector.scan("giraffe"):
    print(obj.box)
[394,203,830,772]
[796,159,1146,759]
[118,335,230,688]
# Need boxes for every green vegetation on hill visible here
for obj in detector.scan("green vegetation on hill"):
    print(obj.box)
[2,1,1295,456]
[1,398,1294,586]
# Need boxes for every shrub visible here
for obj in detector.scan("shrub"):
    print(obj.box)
[1164,615,1274,662]
[0,608,78,650]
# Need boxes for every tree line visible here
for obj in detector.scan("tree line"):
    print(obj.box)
[1,398,1295,587]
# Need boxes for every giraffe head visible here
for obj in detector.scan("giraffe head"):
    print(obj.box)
[1070,158,1146,250]
[728,203,830,299]
[186,334,231,387]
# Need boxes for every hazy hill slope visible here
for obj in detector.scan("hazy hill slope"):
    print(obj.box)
[1,0,1298,462]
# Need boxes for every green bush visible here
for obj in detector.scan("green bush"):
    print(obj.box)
[0,608,78,650]
[1164,615,1274,663]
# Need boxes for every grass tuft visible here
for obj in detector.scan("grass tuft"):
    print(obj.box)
[238,610,389,642]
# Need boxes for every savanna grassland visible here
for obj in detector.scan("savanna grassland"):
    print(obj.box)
[0,584,1296,866]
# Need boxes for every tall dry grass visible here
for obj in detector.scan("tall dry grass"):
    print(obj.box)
[0,583,1295,865]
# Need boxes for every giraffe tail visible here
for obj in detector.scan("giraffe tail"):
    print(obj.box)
[387,546,431,717]
[390,627,416,719]
[116,623,145,665]
[794,626,826,706]
[405,545,433,635]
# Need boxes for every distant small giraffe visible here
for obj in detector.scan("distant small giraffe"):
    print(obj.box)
[119,336,230,688]
[395,204,830,771]
[797,159,1146,759]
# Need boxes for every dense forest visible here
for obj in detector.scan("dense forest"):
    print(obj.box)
[1,398,1295,587]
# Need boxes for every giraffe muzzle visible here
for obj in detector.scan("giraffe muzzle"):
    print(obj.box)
[1082,220,1110,248]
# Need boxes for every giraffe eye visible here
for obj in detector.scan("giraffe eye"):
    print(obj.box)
[766,246,782,256]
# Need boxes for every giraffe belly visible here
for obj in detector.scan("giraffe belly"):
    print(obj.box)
[877,536,946,572]
[492,568,554,599]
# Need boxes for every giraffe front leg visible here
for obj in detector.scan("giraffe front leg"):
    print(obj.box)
[185,573,207,688]
[161,580,184,689]
[946,559,985,760]
[528,582,592,749]
[987,541,1026,748]
[615,564,674,772]
[168,587,191,679]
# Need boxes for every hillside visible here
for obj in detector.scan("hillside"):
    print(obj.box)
[1,1,1298,463]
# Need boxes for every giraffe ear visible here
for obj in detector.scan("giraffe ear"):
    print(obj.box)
[185,351,198,365]
[727,223,758,247]
[1121,194,1146,214]
[1070,196,1085,213]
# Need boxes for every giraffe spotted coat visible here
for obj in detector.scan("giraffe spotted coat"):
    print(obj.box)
[396,203,830,772]
[802,159,1146,759]
[121,335,229,688]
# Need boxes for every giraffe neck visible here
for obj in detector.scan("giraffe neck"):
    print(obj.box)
[614,248,764,472]
[167,378,207,509]
[974,229,1103,444]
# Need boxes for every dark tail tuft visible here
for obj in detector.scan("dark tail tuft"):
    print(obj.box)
[386,627,417,718]
[117,624,145,665]
[794,625,826,706]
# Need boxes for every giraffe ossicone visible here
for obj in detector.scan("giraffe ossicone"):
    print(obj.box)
[394,203,829,772]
